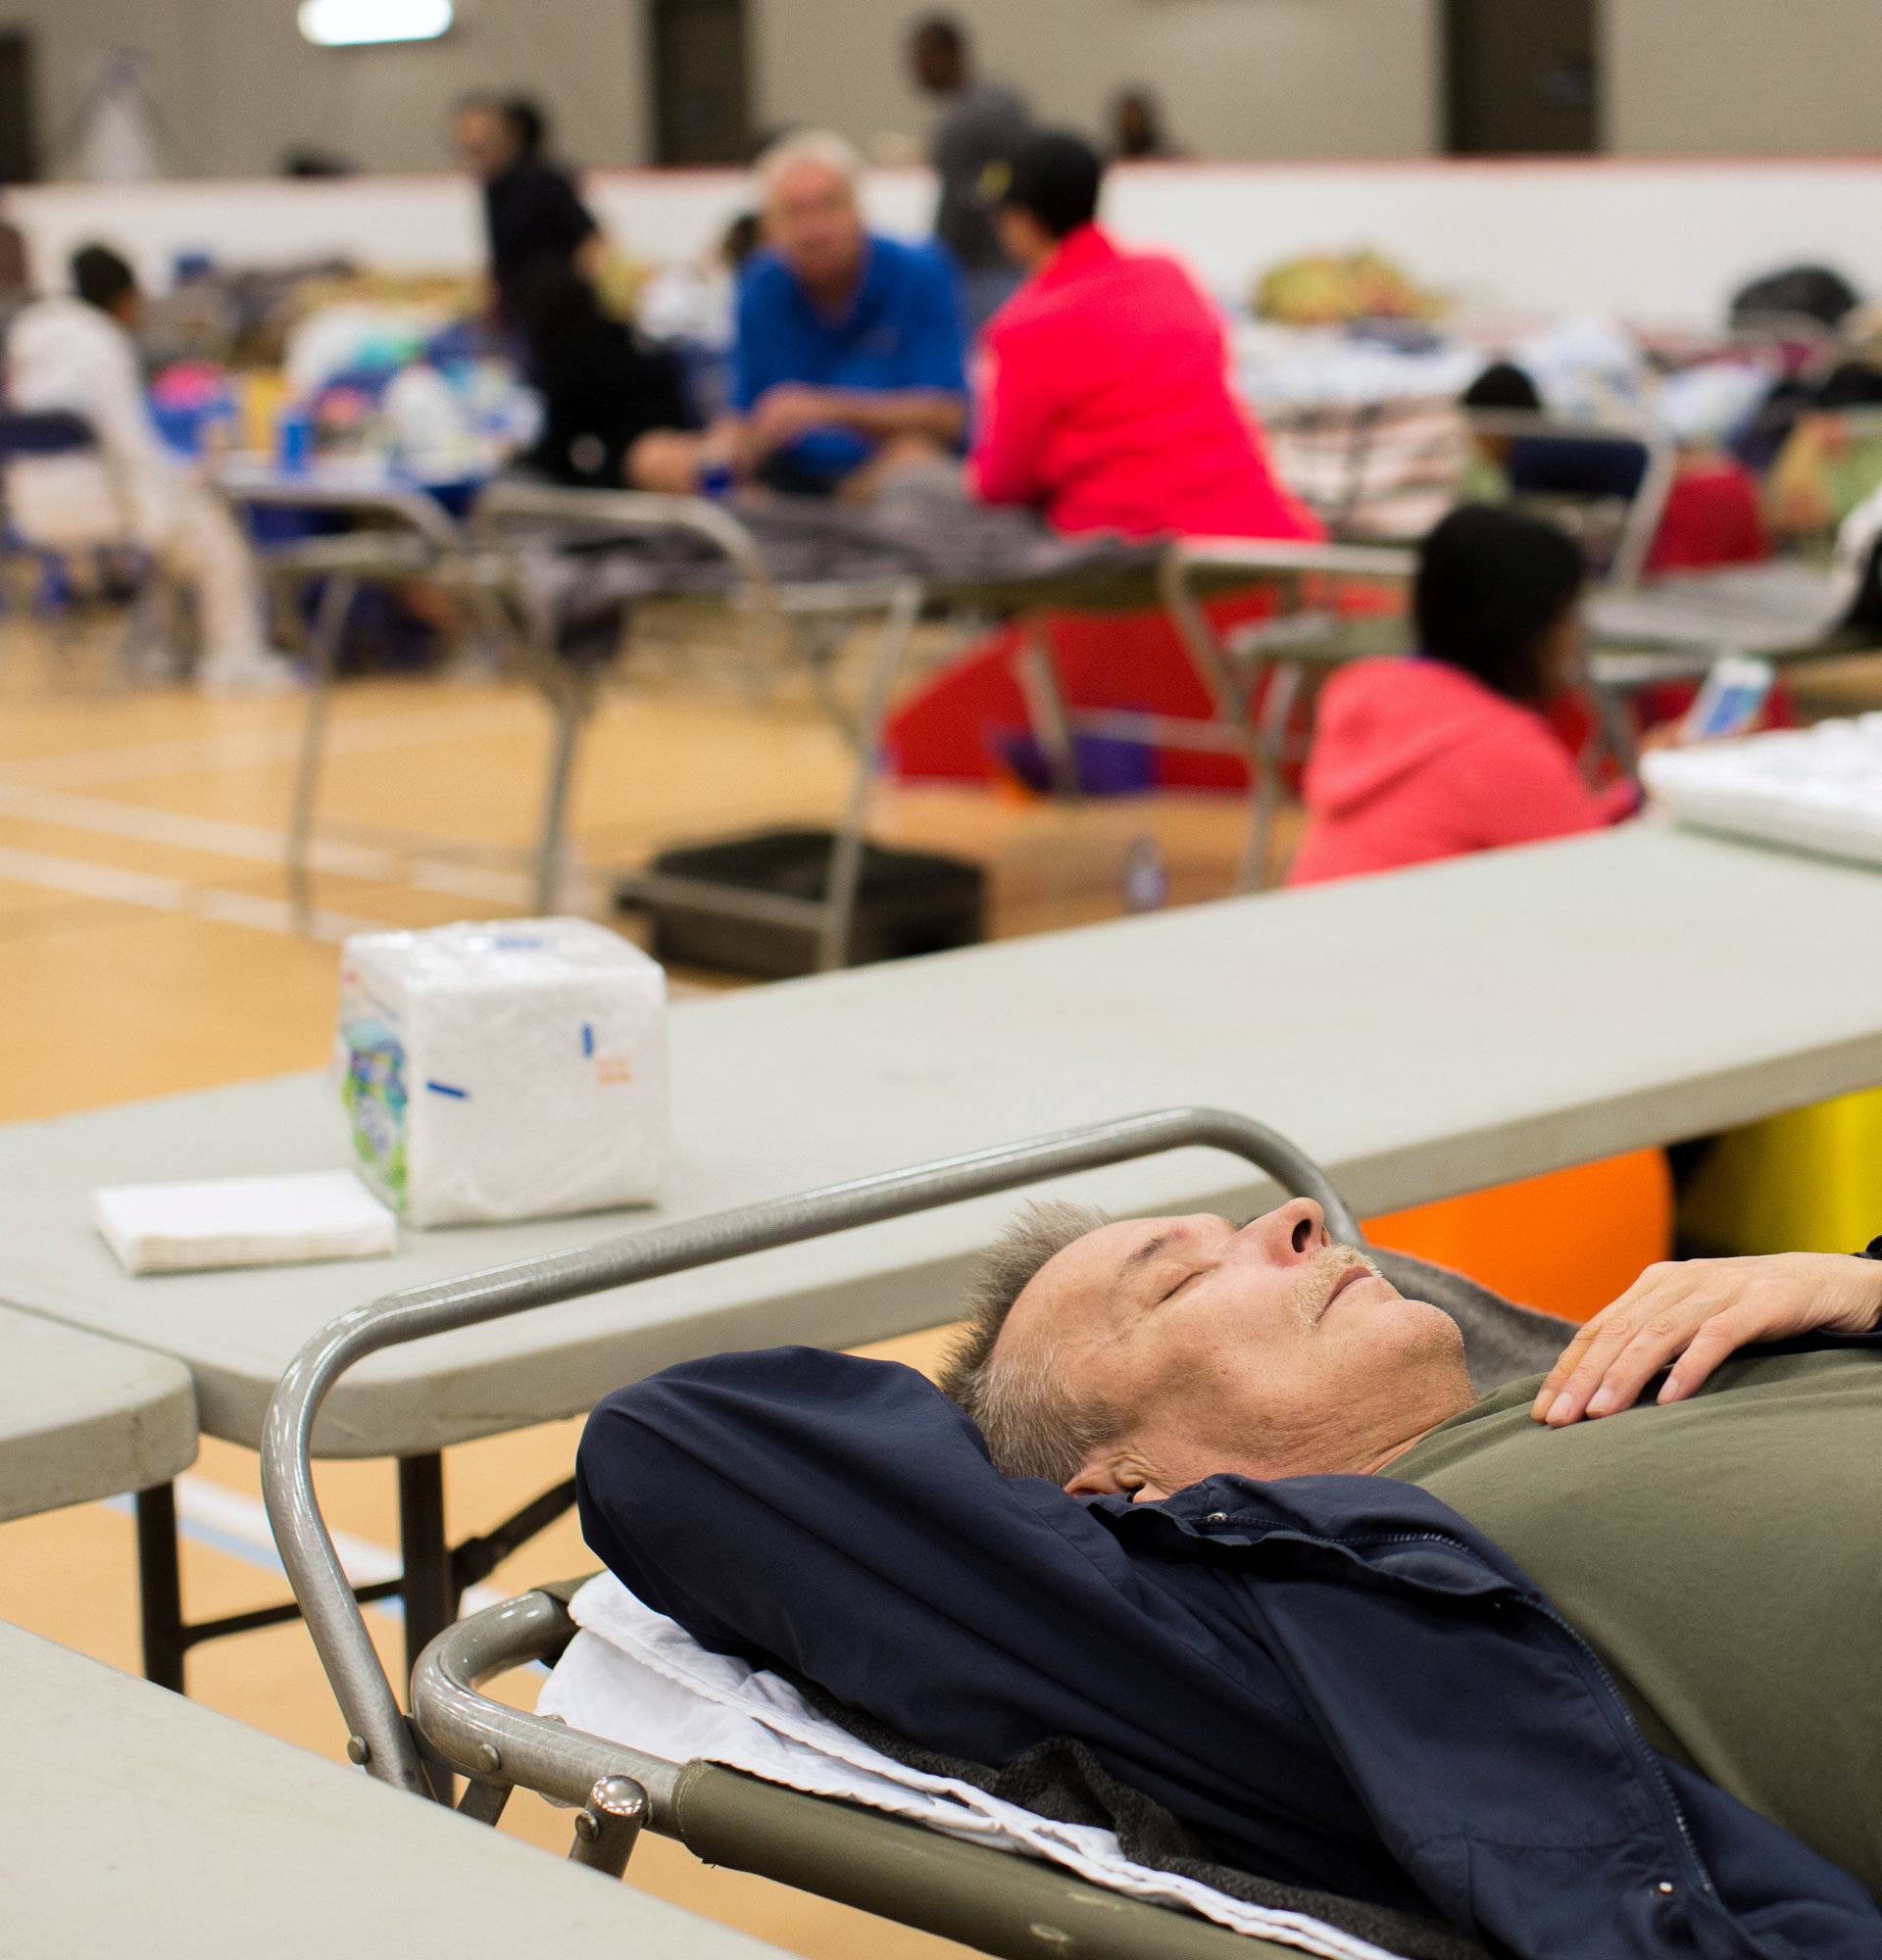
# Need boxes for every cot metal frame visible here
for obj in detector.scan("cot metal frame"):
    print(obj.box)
[216,472,519,929]
[235,470,1414,956]
[263,1107,1357,1794]
[479,480,924,972]
[261,1106,1375,1955]
[1460,407,1680,594]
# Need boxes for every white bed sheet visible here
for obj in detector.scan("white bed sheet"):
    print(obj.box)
[538,1573,1402,1960]
[1643,714,1882,869]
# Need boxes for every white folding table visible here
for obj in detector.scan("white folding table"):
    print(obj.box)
[0,1306,196,1524]
[3,820,1880,1689]
[3,1621,790,1960]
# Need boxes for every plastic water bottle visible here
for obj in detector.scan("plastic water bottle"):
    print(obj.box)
[1120,834,1170,912]
[275,405,314,475]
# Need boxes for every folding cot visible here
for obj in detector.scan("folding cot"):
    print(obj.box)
[215,463,1411,955]
[264,1105,1570,1960]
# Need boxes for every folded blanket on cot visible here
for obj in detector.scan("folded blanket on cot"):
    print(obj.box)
[1644,713,1882,867]
[538,1572,1423,1960]
[510,492,1168,662]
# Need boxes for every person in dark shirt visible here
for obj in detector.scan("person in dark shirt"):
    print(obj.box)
[514,261,698,490]
[908,15,1029,329]
[452,93,601,326]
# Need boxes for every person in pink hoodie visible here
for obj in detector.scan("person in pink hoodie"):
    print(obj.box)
[1291,504,1675,1319]
[1289,505,1639,887]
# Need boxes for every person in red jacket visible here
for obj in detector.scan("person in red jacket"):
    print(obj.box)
[885,129,1319,785]
[1288,505,1641,886]
[1290,504,1674,1319]
[966,130,1314,539]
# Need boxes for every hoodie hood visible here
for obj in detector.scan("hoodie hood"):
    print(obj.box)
[1302,659,1536,817]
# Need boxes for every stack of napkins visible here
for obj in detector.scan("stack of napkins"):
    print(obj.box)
[94,1171,398,1277]
[335,916,669,1228]
[1643,712,1882,868]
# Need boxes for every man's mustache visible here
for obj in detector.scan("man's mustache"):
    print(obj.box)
[1293,1244,1385,1328]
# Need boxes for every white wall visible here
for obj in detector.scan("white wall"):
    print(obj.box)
[10,0,1882,182]
[750,0,1440,163]
[5,0,650,180]
[1605,0,1882,155]
[14,158,1882,330]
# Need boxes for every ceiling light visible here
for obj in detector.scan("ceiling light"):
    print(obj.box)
[298,0,453,48]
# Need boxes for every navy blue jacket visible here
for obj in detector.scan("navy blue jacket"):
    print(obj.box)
[577,1343,1882,1958]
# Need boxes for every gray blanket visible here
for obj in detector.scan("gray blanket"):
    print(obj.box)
[510,490,1169,662]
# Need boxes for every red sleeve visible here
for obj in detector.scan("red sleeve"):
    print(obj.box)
[1458,719,1638,849]
[966,327,1052,508]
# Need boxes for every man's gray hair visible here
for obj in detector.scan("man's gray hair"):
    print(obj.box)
[754,128,864,205]
[938,1199,1128,1486]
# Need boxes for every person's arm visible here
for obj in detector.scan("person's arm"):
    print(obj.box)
[77,319,176,490]
[966,333,1054,507]
[574,1347,1242,1767]
[745,256,970,461]
[541,167,601,263]
[1532,1250,1882,1426]
[1461,716,1639,847]
[743,383,966,459]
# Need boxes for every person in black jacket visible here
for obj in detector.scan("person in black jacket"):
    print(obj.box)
[452,93,601,327]
[578,1205,1882,1957]
[515,261,699,490]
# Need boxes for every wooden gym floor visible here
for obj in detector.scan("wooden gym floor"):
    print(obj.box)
[7,606,1878,1956]
[0,608,1267,1960]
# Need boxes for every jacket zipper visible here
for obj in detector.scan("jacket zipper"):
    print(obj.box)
[1346,1529,1715,1902]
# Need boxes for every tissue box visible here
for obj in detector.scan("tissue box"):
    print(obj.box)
[335,917,668,1228]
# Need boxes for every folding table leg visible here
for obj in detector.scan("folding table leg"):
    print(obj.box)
[135,1483,187,1695]
[396,1452,454,1682]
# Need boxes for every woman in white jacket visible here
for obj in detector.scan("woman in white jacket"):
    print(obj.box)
[5,242,289,693]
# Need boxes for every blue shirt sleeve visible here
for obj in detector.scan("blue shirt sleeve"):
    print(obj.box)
[730,259,785,415]
[897,247,968,397]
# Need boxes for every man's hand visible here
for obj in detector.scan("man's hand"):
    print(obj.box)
[747,383,835,458]
[1531,1252,1882,1427]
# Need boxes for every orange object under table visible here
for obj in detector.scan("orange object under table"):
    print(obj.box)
[1363,1149,1673,1324]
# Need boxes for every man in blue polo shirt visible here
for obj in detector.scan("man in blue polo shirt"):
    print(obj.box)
[725,130,969,498]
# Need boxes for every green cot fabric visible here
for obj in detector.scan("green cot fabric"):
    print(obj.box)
[1382,1348,1882,1901]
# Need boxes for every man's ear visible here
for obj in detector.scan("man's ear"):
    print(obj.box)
[1064,1449,1169,1503]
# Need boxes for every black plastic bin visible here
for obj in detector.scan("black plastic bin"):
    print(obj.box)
[626,827,986,979]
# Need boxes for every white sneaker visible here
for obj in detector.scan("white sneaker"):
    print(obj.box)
[197,650,300,697]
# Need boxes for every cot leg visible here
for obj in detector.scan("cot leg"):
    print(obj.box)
[287,573,354,933]
[397,1452,454,1680]
[815,581,920,973]
[1015,623,1080,799]
[135,1483,187,1695]
[569,1775,648,1880]
[457,1778,513,1828]
[1241,660,1304,893]
[533,668,592,916]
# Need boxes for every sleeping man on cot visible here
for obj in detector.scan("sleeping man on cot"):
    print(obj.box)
[575,1196,1882,1959]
